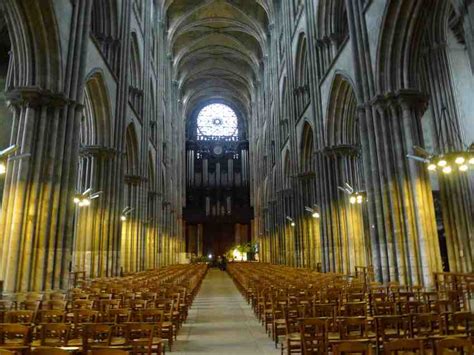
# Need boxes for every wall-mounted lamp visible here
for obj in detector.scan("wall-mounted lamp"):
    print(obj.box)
[0,145,19,175]
[338,183,366,204]
[121,206,135,222]
[286,216,296,227]
[305,205,321,218]
[73,188,102,207]
[407,144,474,174]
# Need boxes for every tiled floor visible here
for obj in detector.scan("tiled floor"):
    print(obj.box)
[173,268,280,354]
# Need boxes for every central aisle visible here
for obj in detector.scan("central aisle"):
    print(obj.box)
[174,268,280,354]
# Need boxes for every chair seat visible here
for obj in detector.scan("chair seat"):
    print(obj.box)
[287,332,301,341]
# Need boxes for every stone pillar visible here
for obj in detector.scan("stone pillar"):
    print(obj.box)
[0,89,83,291]
[369,91,443,286]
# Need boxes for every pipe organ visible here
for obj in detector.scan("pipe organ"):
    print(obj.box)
[184,140,252,256]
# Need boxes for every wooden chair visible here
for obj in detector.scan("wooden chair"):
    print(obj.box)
[89,349,130,355]
[374,315,409,352]
[383,338,424,354]
[333,341,373,354]
[436,337,472,354]
[300,318,329,354]
[4,310,35,324]
[31,347,70,354]
[127,323,163,355]
[32,323,70,347]
[281,305,302,355]
[343,302,367,317]
[0,324,31,353]
[40,300,67,311]
[312,303,336,330]
[408,313,440,337]
[36,310,66,323]
[82,323,113,353]
[105,309,131,324]
[373,301,396,316]
[337,317,371,341]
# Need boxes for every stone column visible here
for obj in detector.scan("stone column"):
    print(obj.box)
[0,89,83,292]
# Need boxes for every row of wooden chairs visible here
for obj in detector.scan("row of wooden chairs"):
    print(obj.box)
[228,263,473,354]
[0,264,208,354]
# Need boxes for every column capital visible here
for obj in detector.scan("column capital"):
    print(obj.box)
[124,174,147,185]
[79,145,117,158]
[323,144,361,158]
[6,87,83,110]
[370,89,429,113]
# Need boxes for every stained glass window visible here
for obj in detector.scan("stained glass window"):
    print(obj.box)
[197,104,238,138]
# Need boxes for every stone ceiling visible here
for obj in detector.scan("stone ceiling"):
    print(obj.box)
[163,0,272,131]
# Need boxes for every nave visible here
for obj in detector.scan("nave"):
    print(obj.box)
[0,262,472,354]
[173,269,279,355]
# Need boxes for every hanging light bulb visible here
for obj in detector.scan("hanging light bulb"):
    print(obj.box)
[290,221,295,227]
[459,165,468,172]
[356,195,363,204]
[73,197,81,204]
[469,157,474,165]
[349,196,357,204]
[442,166,452,174]
[312,212,320,219]
[427,164,437,171]
[82,198,91,206]
[0,162,6,175]
[454,156,465,165]
[120,215,127,222]
[437,159,447,167]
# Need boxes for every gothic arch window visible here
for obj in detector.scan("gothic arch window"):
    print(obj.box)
[0,16,11,205]
[301,122,314,173]
[77,72,112,193]
[91,0,119,75]
[280,79,289,144]
[129,32,143,116]
[283,151,292,190]
[125,123,139,176]
[295,33,310,118]
[196,103,238,140]
[129,33,142,89]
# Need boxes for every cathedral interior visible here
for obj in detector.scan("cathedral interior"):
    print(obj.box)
[0,0,473,354]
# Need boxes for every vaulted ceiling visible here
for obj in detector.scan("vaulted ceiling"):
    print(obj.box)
[163,0,273,133]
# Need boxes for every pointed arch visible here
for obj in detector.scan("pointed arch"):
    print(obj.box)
[129,32,142,89]
[91,0,119,74]
[2,0,62,91]
[82,71,113,147]
[376,0,428,93]
[125,123,139,176]
[300,121,314,173]
[283,150,292,190]
[294,33,310,117]
[326,73,359,147]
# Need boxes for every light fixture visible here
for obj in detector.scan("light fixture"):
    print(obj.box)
[121,206,134,222]
[338,183,366,205]
[406,106,474,174]
[73,188,102,207]
[0,145,19,175]
[305,205,321,219]
[286,216,295,227]
[442,166,452,174]
[208,254,213,259]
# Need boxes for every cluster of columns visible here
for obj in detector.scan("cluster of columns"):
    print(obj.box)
[252,0,473,287]
[0,0,185,292]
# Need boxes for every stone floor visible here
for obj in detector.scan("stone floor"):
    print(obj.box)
[173,268,280,354]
